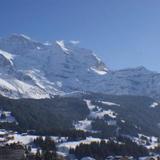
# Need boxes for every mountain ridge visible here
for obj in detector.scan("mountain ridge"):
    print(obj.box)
[0,34,159,99]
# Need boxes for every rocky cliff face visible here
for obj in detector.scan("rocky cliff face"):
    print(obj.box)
[0,34,159,99]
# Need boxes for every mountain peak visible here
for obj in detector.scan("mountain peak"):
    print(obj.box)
[117,66,153,74]
[0,34,44,55]
[0,34,160,100]
[10,33,32,41]
[55,40,70,54]
[132,66,156,74]
[135,66,148,71]
[4,34,34,43]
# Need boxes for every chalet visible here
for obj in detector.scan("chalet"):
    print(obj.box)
[0,130,9,146]
[0,130,14,146]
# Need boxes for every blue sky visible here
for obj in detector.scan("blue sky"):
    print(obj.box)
[0,0,160,71]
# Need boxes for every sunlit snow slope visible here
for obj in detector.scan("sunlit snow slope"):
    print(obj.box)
[0,34,160,99]
[0,34,107,99]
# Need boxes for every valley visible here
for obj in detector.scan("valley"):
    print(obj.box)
[0,34,160,159]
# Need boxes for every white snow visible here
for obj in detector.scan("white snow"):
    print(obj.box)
[43,41,52,46]
[0,110,16,123]
[0,78,17,91]
[8,134,38,145]
[20,34,31,40]
[150,102,159,108]
[0,129,8,135]
[81,157,96,160]
[0,34,160,101]
[99,101,120,106]
[74,100,95,131]
[58,137,108,150]
[36,46,41,50]
[92,53,102,63]
[84,99,117,119]
[58,137,108,156]
[135,134,159,149]
[56,81,63,88]
[0,34,109,99]
[0,76,53,99]
[12,79,50,99]
[84,99,96,110]
[74,119,92,131]
[90,67,107,75]
[56,40,69,54]
[0,49,14,61]
[0,49,14,65]
[90,109,117,119]
[75,99,117,131]
[69,40,80,45]
[121,120,125,123]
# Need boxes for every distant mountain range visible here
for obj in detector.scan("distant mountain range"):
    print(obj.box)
[0,34,160,100]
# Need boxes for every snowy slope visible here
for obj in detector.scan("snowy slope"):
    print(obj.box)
[0,34,160,99]
[0,34,108,99]
[94,66,160,100]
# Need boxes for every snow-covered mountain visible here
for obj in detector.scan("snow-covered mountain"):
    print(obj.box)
[0,34,160,99]
[95,66,160,100]
[0,34,108,99]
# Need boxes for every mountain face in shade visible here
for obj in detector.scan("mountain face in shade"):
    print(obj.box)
[0,34,159,99]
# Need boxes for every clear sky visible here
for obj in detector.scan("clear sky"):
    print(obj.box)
[0,0,160,71]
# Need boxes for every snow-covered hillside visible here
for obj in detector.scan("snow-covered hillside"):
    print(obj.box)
[0,34,107,99]
[0,34,160,99]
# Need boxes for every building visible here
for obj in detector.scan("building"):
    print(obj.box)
[0,130,9,146]
[0,129,14,146]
